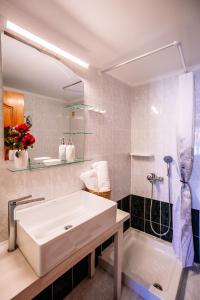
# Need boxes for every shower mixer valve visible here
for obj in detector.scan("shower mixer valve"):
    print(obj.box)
[147,173,164,184]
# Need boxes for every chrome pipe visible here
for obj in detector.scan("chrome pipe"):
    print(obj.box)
[8,195,45,252]
[15,197,45,206]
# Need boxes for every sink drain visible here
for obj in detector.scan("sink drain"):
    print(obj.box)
[64,225,73,230]
[153,283,163,291]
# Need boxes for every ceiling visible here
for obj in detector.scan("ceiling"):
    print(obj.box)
[1,0,200,86]
[2,34,84,100]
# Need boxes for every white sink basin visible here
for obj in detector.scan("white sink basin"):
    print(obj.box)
[16,190,117,276]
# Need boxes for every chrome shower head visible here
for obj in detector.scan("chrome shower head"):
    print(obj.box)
[163,156,173,177]
[163,156,173,164]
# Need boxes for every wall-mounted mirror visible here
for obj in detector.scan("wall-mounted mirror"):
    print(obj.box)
[2,33,87,170]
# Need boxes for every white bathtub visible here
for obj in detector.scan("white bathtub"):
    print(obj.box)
[100,228,183,300]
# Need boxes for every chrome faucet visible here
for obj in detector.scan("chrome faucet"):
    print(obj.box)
[147,173,164,184]
[8,195,45,252]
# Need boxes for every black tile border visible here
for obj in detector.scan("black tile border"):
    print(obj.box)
[194,236,200,263]
[161,225,173,243]
[129,194,200,264]
[192,209,199,237]
[145,198,160,223]
[33,285,52,300]
[131,194,173,239]
[161,202,173,228]
[102,236,114,251]
[53,268,72,300]
[131,195,144,219]
[131,216,145,231]
[145,220,161,237]
[73,256,88,288]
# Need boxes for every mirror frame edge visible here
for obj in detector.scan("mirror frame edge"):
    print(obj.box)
[0,16,6,162]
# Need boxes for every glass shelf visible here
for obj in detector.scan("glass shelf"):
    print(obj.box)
[63,132,93,135]
[8,158,91,172]
[65,103,105,114]
[65,103,93,110]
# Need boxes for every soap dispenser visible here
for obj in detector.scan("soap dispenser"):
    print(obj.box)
[59,138,66,160]
[66,138,75,161]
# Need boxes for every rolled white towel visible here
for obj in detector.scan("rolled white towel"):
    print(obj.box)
[80,169,98,192]
[92,161,110,192]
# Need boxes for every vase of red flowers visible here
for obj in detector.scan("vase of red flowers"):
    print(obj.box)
[8,150,17,161]
[14,149,29,169]
[5,123,35,169]
[4,126,16,160]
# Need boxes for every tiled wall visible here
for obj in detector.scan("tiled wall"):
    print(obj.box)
[131,195,173,243]
[84,68,131,202]
[131,75,179,204]
[0,64,131,242]
[23,91,85,160]
[192,209,200,264]
[24,91,70,158]
[130,194,200,263]
[131,69,200,210]
[191,69,200,210]
[33,255,88,300]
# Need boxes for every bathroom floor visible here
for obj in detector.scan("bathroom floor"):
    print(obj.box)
[99,228,182,300]
[64,267,143,300]
[64,265,200,300]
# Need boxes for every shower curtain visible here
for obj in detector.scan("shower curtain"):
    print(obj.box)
[173,72,195,267]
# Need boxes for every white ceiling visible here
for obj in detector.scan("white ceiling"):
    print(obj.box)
[1,0,200,86]
[2,34,84,100]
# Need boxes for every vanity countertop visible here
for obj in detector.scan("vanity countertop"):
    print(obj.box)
[0,209,129,300]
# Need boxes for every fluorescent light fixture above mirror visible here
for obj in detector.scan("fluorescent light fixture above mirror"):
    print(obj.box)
[6,21,89,69]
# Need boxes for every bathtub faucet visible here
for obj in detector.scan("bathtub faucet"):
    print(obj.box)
[8,195,45,252]
[147,173,163,184]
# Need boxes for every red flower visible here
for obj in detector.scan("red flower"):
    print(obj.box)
[15,123,30,133]
[5,122,35,151]
[10,130,19,137]
[14,136,20,142]
[21,133,35,147]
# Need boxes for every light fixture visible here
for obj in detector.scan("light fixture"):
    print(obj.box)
[6,21,89,69]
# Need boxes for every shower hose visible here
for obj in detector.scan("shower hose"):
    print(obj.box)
[150,175,171,237]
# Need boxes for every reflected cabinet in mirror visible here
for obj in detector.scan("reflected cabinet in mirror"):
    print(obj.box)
[2,33,89,171]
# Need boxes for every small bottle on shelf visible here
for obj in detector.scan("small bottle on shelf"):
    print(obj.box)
[58,138,66,160]
[66,138,75,161]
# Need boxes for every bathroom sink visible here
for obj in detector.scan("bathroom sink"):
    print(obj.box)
[16,190,117,276]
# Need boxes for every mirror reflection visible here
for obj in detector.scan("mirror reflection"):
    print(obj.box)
[2,34,85,169]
